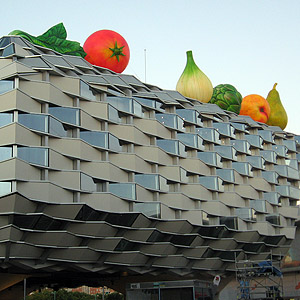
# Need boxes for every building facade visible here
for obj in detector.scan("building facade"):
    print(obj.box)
[0,35,299,296]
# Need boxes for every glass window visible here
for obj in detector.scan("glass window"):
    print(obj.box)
[80,173,97,192]
[133,100,143,117]
[18,147,48,166]
[109,183,136,200]
[156,113,184,131]
[197,152,223,168]
[108,134,122,152]
[236,207,255,220]
[49,117,67,137]
[108,104,120,123]
[0,80,14,95]
[0,113,13,127]
[133,202,161,218]
[0,181,11,196]
[157,139,186,157]
[262,171,278,184]
[285,158,298,169]
[263,192,280,205]
[245,134,263,149]
[220,216,238,230]
[258,130,274,143]
[216,169,235,183]
[176,109,203,126]
[213,123,235,138]
[49,106,80,125]
[2,44,15,57]
[0,147,12,161]
[106,96,133,114]
[80,80,97,100]
[18,57,51,69]
[0,37,12,48]
[260,150,277,163]
[245,156,265,170]
[196,128,220,144]
[199,176,224,192]
[250,200,267,212]
[134,97,156,109]
[283,139,297,152]
[80,131,108,148]
[230,140,251,154]
[272,145,288,157]
[266,214,280,225]
[135,174,160,190]
[232,162,253,176]
[214,145,237,160]
[18,113,48,132]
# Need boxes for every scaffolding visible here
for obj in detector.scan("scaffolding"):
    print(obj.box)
[235,255,283,300]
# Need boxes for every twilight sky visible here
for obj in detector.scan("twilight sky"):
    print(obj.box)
[2,0,300,135]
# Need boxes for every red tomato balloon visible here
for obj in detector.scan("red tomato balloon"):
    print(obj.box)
[83,30,130,73]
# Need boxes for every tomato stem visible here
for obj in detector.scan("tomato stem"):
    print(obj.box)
[109,41,125,62]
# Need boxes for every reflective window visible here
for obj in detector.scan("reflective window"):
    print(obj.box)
[133,202,161,218]
[177,133,204,150]
[285,158,298,169]
[258,130,274,143]
[230,140,251,154]
[0,113,13,127]
[236,207,255,220]
[109,183,136,200]
[156,113,185,131]
[80,173,97,192]
[245,156,265,169]
[276,185,300,199]
[196,128,220,144]
[274,165,299,180]
[262,171,278,184]
[0,181,11,196]
[231,122,248,132]
[80,131,108,148]
[214,145,237,160]
[108,104,120,123]
[135,174,159,190]
[134,97,156,109]
[263,192,280,205]
[18,147,48,166]
[176,109,203,126]
[199,176,224,192]
[0,37,12,48]
[216,169,235,183]
[107,96,133,114]
[245,134,263,149]
[213,123,235,138]
[232,162,253,176]
[18,57,51,69]
[49,117,67,137]
[19,113,48,132]
[49,106,80,125]
[2,44,15,57]
[272,145,288,157]
[283,139,297,152]
[266,214,280,225]
[250,200,267,212]
[80,80,97,100]
[197,152,222,168]
[0,80,14,95]
[260,150,277,163]
[133,100,143,117]
[108,133,122,152]
[0,147,12,161]
[220,216,238,230]
[157,139,186,157]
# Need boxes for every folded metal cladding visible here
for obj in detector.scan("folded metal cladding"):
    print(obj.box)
[0,36,299,278]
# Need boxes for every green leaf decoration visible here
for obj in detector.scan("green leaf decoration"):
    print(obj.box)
[9,23,86,58]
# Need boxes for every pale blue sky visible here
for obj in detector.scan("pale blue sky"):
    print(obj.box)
[2,0,300,134]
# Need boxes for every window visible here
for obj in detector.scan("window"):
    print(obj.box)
[177,133,204,150]
[245,156,265,170]
[232,162,253,176]
[19,113,48,132]
[133,202,161,218]
[80,80,97,100]
[262,171,278,184]
[0,80,14,95]
[266,214,280,225]
[272,145,288,157]
[0,181,11,196]
[135,174,159,190]
[80,173,97,192]
[260,150,277,163]
[216,169,235,183]
[213,123,235,138]
[0,147,12,161]
[2,44,15,57]
[109,183,136,200]
[49,117,67,137]
[220,216,238,230]
[199,176,224,192]
[0,113,13,127]
[214,145,237,160]
[108,104,120,123]
[18,147,48,166]
[245,135,263,149]
[250,200,266,212]
[176,109,203,126]
[49,106,80,125]
[196,128,220,144]
[230,140,251,154]
[263,192,280,205]
[197,152,222,168]
[157,139,186,157]
[156,113,185,131]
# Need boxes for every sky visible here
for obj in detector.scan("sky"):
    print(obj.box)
[2,0,300,135]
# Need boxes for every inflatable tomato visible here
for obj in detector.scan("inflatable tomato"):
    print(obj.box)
[83,30,130,73]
